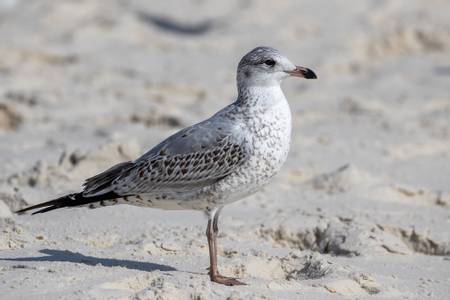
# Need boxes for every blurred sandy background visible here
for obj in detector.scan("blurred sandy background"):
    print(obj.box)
[0,0,449,299]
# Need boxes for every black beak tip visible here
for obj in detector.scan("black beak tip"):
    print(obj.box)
[304,68,317,79]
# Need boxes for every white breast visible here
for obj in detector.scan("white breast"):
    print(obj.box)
[246,89,292,178]
[212,86,292,203]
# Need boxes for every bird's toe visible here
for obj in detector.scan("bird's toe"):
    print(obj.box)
[210,274,246,286]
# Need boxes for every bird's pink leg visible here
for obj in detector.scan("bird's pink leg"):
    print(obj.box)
[206,211,245,286]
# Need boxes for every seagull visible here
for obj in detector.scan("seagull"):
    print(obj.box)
[16,46,317,286]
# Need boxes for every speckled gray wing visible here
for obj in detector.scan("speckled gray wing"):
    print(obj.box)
[82,114,248,197]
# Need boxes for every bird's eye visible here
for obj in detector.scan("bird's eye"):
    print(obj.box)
[264,59,276,66]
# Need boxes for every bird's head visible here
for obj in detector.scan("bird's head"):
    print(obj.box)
[237,46,317,88]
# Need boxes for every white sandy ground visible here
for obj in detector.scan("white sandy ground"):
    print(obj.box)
[0,0,450,299]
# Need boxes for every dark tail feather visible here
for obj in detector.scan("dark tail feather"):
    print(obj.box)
[82,161,134,195]
[15,191,121,215]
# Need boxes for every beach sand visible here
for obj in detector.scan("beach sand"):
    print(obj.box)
[0,0,449,299]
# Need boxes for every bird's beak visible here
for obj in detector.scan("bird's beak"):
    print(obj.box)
[285,66,317,79]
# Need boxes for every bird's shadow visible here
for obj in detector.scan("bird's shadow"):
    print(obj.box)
[0,249,177,272]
